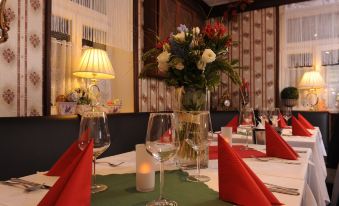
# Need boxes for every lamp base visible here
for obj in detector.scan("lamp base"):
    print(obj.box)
[305,91,318,111]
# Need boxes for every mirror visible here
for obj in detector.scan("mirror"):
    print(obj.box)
[48,0,136,115]
[0,0,9,43]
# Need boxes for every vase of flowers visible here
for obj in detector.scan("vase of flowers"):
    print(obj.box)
[140,22,241,168]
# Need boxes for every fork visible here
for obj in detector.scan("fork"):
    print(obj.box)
[251,156,301,165]
[96,161,124,167]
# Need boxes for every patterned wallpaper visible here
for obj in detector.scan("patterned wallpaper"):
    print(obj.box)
[216,7,277,109]
[0,0,44,117]
[138,7,277,112]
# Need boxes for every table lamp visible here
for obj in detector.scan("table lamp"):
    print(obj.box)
[299,71,325,110]
[73,48,115,107]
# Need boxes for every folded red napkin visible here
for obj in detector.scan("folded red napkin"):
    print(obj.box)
[298,113,315,129]
[159,129,172,143]
[278,113,288,128]
[218,135,282,206]
[209,145,266,160]
[38,140,93,206]
[46,129,90,176]
[265,123,298,160]
[292,116,312,137]
[226,115,238,133]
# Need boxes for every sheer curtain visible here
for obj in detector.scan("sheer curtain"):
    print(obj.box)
[50,38,73,105]
[280,0,339,109]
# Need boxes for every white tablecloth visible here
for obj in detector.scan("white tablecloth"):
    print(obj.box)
[231,127,330,206]
[0,146,315,206]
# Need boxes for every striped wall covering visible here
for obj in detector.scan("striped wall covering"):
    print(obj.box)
[0,0,44,117]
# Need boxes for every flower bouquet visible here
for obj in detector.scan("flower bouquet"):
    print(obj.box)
[140,22,241,168]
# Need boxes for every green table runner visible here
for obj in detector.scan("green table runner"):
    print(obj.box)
[92,170,231,206]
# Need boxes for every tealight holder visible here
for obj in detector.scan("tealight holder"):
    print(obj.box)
[221,127,233,145]
[135,144,155,192]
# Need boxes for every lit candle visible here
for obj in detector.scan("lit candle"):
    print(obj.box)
[136,144,155,192]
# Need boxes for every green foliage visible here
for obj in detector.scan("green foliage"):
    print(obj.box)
[281,87,299,99]
[139,23,241,90]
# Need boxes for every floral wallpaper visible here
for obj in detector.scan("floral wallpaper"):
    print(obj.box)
[0,0,43,117]
[139,7,277,111]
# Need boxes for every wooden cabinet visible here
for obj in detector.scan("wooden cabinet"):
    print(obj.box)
[144,0,205,49]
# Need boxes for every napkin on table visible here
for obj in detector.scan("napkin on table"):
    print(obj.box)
[218,135,282,206]
[38,140,93,206]
[298,113,315,129]
[226,115,238,133]
[265,123,298,160]
[46,129,90,176]
[278,113,288,128]
[292,116,312,137]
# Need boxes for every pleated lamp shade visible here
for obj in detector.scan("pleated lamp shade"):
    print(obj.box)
[299,71,325,89]
[73,48,115,79]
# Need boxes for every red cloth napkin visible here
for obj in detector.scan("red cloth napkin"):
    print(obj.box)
[265,123,298,160]
[209,145,266,160]
[292,116,312,137]
[218,135,282,206]
[298,113,315,129]
[159,129,172,143]
[226,115,238,133]
[38,140,93,206]
[46,129,90,176]
[278,113,288,128]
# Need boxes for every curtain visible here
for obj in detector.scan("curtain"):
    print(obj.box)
[280,0,339,109]
[51,38,73,105]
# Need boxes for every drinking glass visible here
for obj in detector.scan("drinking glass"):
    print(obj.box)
[145,113,179,206]
[78,111,111,194]
[183,111,212,183]
[258,108,269,124]
[282,107,292,125]
[238,107,256,149]
[269,108,280,127]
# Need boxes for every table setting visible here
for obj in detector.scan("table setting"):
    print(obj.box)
[0,109,330,206]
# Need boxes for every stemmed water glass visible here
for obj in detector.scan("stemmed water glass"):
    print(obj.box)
[269,108,280,127]
[238,107,256,149]
[183,111,213,183]
[282,107,292,126]
[258,108,269,124]
[145,113,179,206]
[78,111,111,194]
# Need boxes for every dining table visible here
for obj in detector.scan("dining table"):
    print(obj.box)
[231,127,329,206]
[0,143,319,206]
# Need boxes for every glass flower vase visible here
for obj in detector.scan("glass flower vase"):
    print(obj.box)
[173,87,210,169]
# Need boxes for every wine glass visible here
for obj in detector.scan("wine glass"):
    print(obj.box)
[258,108,269,124]
[238,107,256,149]
[145,113,179,206]
[269,108,280,127]
[282,107,292,125]
[78,111,111,194]
[183,111,212,183]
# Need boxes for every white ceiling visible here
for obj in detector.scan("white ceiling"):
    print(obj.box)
[202,0,239,7]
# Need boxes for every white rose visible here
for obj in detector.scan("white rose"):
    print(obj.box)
[201,49,216,63]
[192,27,200,35]
[196,59,206,70]
[158,62,169,72]
[175,62,185,70]
[173,31,185,42]
[157,51,171,63]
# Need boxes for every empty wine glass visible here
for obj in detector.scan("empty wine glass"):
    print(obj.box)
[258,108,269,124]
[238,107,256,149]
[269,108,280,127]
[282,107,292,125]
[183,111,212,183]
[78,111,111,194]
[145,113,179,206]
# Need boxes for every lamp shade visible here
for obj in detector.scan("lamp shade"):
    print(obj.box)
[73,48,115,79]
[299,71,325,89]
